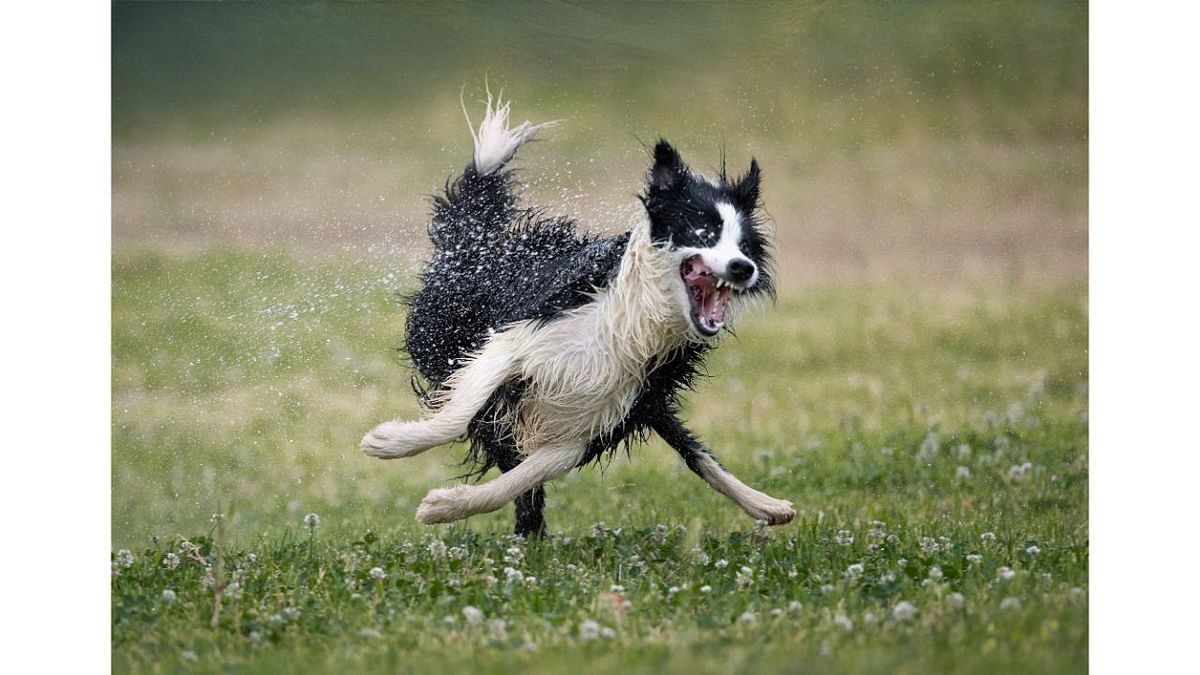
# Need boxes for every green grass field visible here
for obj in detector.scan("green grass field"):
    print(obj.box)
[111,252,1087,673]
[111,2,1087,670]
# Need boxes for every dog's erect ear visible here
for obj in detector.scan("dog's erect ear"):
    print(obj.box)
[649,140,688,192]
[732,158,761,209]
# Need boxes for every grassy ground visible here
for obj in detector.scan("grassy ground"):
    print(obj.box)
[111,4,1088,670]
[112,251,1087,673]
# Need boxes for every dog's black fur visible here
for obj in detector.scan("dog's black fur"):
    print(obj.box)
[402,140,772,536]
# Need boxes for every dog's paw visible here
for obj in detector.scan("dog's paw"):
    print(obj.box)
[744,496,796,526]
[360,421,421,459]
[415,485,474,524]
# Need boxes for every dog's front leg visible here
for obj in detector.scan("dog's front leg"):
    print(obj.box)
[652,413,795,525]
[361,340,519,459]
[415,441,584,525]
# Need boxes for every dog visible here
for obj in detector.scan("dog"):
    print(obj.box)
[361,91,795,536]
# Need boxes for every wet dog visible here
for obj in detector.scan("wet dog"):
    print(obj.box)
[362,92,794,535]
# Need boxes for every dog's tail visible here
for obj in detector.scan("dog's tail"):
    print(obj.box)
[429,88,558,249]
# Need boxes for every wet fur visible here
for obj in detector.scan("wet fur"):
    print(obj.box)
[362,92,794,535]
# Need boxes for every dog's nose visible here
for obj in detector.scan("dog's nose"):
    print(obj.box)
[726,258,756,283]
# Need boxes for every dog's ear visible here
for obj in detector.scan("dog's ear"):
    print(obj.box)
[732,158,761,209]
[649,140,688,192]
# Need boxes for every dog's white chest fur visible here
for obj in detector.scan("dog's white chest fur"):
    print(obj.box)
[478,223,689,450]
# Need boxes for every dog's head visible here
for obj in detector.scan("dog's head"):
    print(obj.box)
[639,140,773,339]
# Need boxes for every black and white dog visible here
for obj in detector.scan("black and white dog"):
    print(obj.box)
[362,92,794,536]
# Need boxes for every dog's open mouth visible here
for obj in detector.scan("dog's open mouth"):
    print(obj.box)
[681,255,731,337]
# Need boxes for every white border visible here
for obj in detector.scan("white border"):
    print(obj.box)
[1092,3,1200,674]
[2,2,111,671]
[6,2,1200,671]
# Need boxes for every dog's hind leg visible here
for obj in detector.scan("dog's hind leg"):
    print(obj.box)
[652,413,795,526]
[361,340,519,459]
[415,442,582,526]
[471,414,548,537]
[494,442,548,538]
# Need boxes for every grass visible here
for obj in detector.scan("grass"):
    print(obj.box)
[112,251,1087,673]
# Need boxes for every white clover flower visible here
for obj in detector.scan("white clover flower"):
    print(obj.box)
[610,584,625,593]
[846,563,864,578]
[443,615,458,626]
[820,584,834,594]
[981,532,997,542]
[579,619,601,641]
[945,592,965,610]
[999,597,1021,611]
[735,566,755,590]
[966,554,983,564]
[116,549,135,568]
[714,559,729,569]
[835,529,854,546]
[1025,544,1040,556]
[919,537,939,554]
[463,606,484,626]
[224,582,243,601]
[928,566,943,581]
[201,566,215,590]
[503,545,524,566]
[448,546,467,561]
[997,566,1016,581]
[489,619,508,640]
[955,443,972,459]
[738,611,759,626]
[788,600,803,613]
[181,650,198,662]
[668,586,681,597]
[892,601,916,622]
[863,611,879,626]
[834,614,854,631]
[369,566,386,581]
[600,626,617,639]
[428,539,447,559]
[161,589,177,604]
[880,572,896,585]
[956,466,971,480]
[163,552,180,570]
[504,567,524,584]
[699,585,713,594]
[304,513,321,528]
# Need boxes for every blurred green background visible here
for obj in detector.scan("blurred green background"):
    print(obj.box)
[112,4,1087,671]
[113,0,1087,284]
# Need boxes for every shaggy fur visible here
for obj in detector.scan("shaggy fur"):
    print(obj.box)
[362,92,794,535]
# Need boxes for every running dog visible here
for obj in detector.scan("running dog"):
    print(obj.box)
[362,92,794,536]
